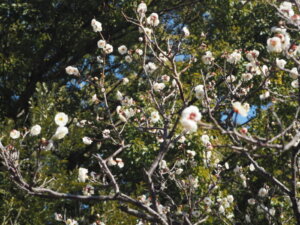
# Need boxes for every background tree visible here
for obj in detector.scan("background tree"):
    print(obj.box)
[2,0,296,224]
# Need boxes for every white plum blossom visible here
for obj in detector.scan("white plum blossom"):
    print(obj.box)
[118,45,127,55]
[66,219,78,225]
[245,62,260,75]
[278,32,291,50]
[246,50,259,62]
[145,62,157,73]
[232,101,250,117]
[125,55,132,63]
[276,58,287,69]
[153,82,165,91]
[82,136,93,145]
[116,91,123,101]
[204,197,212,206]
[201,134,210,145]
[143,27,153,37]
[269,207,276,216]
[45,140,54,151]
[122,77,129,85]
[159,160,168,170]
[107,157,117,166]
[202,51,214,65]
[292,80,299,88]
[271,26,287,34]
[187,150,196,157]
[146,13,160,26]
[82,184,94,196]
[249,163,255,171]
[245,214,251,223]
[55,112,68,127]
[180,105,202,132]
[195,84,205,99]
[65,66,80,76]
[227,195,234,203]
[226,75,236,83]
[279,1,294,17]
[54,213,63,221]
[176,168,183,175]
[227,50,242,64]
[102,129,110,138]
[259,91,270,100]
[267,37,282,53]
[91,19,102,32]
[103,44,113,54]
[248,198,256,205]
[258,187,268,197]
[78,167,88,182]
[97,40,106,48]
[116,106,135,122]
[92,94,99,103]
[161,75,170,82]
[218,205,225,214]
[10,129,20,139]
[262,65,269,76]
[192,210,201,217]
[115,158,124,168]
[234,165,242,174]
[178,135,186,143]
[135,48,143,55]
[159,52,168,62]
[53,126,69,139]
[137,2,147,15]
[182,26,190,37]
[150,111,160,123]
[241,73,253,82]
[30,125,41,136]
[138,195,151,207]
[290,67,299,79]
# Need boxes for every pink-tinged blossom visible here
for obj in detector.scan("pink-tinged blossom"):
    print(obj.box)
[146,13,160,26]
[279,1,294,17]
[246,50,259,62]
[103,44,113,54]
[180,105,202,132]
[267,37,282,53]
[232,102,250,117]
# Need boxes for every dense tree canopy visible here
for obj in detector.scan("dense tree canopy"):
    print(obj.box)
[3,0,300,224]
